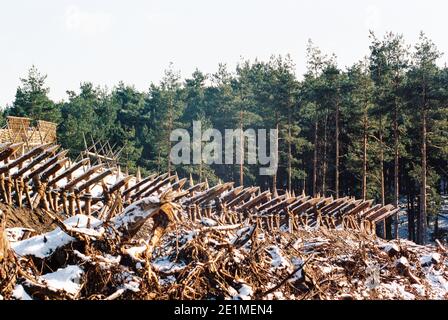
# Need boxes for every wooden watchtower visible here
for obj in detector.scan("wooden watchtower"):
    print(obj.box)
[0,116,57,155]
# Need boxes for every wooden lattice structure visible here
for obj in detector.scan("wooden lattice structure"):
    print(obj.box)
[0,116,57,152]
[76,133,124,169]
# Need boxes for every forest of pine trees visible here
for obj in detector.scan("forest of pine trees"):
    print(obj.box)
[1,32,448,244]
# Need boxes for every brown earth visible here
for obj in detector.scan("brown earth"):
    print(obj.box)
[1,203,59,234]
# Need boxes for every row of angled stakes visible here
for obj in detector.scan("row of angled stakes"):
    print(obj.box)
[0,143,399,236]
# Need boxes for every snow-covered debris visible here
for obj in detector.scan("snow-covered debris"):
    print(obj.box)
[111,196,160,232]
[382,243,400,255]
[200,217,217,227]
[12,285,33,300]
[152,256,186,273]
[420,253,441,267]
[267,246,291,270]
[426,271,448,299]
[396,257,410,268]
[122,244,147,262]
[30,265,84,297]
[5,227,35,242]
[11,215,102,258]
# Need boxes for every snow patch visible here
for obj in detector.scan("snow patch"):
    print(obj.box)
[5,227,34,242]
[12,285,33,300]
[12,215,102,258]
[35,265,84,296]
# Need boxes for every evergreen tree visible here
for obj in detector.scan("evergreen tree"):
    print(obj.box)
[9,65,60,122]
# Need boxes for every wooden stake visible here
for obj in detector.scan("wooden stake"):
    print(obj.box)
[84,193,92,216]
[67,193,75,216]
[5,178,12,204]
[0,175,7,202]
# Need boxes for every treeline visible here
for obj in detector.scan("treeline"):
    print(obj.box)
[1,32,448,244]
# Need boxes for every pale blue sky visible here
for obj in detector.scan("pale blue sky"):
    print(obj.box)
[1,0,447,106]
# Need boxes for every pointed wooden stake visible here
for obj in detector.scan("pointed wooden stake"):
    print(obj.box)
[189,173,194,188]
[136,167,141,182]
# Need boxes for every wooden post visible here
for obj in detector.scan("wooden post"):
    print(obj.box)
[84,193,92,216]
[0,175,7,203]
[67,193,75,216]
[75,194,82,216]
[23,183,32,207]
[46,190,53,210]
[196,205,202,220]
[41,192,50,211]
[14,178,22,208]
[60,192,67,215]
[5,178,12,204]
[52,190,59,212]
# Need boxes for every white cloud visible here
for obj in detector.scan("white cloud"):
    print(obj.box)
[64,5,113,36]
[364,4,382,31]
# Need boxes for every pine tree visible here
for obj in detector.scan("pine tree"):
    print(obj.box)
[406,32,442,244]
[9,65,60,122]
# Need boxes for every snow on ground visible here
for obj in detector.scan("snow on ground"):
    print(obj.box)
[267,246,292,270]
[122,245,147,262]
[152,256,186,273]
[420,253,441,266]
[200,217,218,227]
[5,227,34,242]
[233,283,254,300]
[33,265,84,296]
[111,196,160,230]
[11,215,102,258]
[12,285,33,300]
[425,269,448,299]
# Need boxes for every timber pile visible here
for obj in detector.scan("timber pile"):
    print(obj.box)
[0,142,447,300]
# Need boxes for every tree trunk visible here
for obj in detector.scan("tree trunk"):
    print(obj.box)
[157,150,161,174]
[407,173,416,241]
[362,111,368,201]
[379,116,386,238]
[434,213,439,240]
[418,101,427,245]
[393,100,400,239]
[287,106,292,193]
[313,120,318,196]
[407,191,414,241]
[239,109,244,187]
[272,112,279,196]
[167,98,173,175]
[379,116,385,207]
[322,112,328,196]
[335,99,340,198]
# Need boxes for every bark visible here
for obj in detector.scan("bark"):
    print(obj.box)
[313,120,318,197]
[379,116,385,207]
[239,109,244,187]
[434,213,439,240]
[379,116,386,238]
[335,99,340,199]
[322,112,328,196]
[393,97,400,239]
[272,113,279,196]
[407,174,416,242]
[362,109,368,201]
[418,100,428,245]
[167,98,173,176]
[287,106,292,193]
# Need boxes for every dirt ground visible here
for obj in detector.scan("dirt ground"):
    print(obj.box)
[1,203,57,234]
